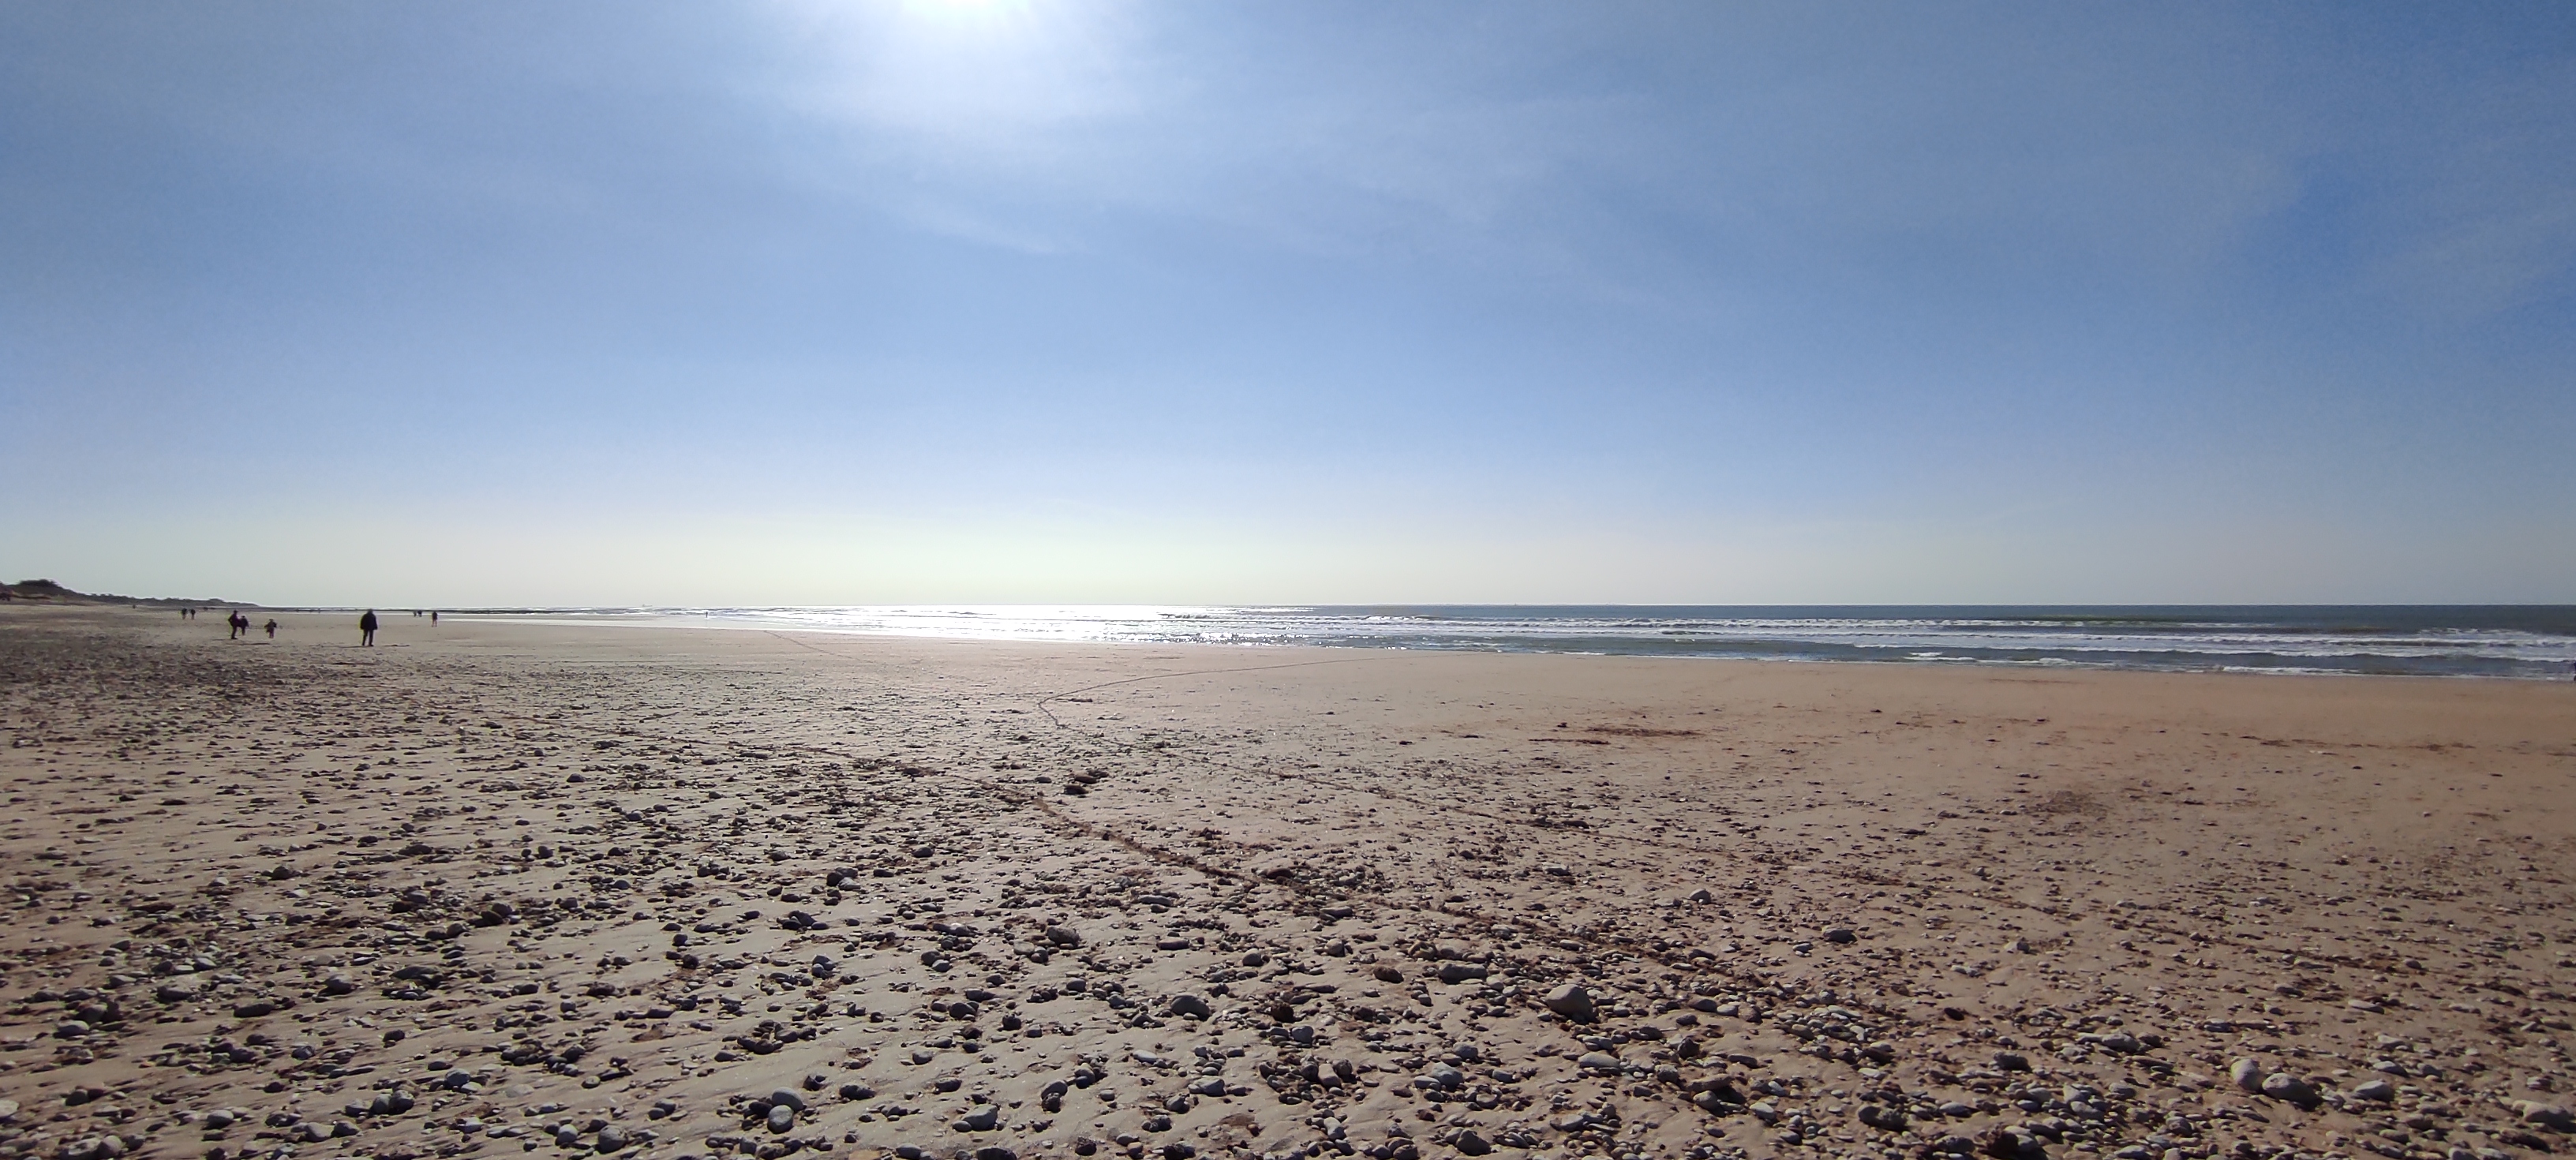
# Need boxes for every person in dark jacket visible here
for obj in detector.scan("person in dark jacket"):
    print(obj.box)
[359,609,379,646]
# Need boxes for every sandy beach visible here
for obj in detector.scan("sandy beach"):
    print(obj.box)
[2,606,2570,1160]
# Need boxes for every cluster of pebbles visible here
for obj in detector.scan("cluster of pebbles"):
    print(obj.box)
[0,611,2570,1160]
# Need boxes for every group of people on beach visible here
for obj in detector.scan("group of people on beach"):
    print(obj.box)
[221,611,279,640]
[203,608,279,639]
[188,606,431,645]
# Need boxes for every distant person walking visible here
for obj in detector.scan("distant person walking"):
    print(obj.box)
[430,611,439,626]
[264,619,278,639]
[359,609,379,646]
[227,611,245,639]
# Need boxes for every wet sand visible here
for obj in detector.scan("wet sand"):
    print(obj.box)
[2,606,2571,1160]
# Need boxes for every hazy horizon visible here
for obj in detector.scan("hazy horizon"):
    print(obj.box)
[6,2,2573,606]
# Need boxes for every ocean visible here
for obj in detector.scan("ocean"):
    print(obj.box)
[476,605,2576,680]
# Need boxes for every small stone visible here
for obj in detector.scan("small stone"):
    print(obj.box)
[1994,1051,2031,1072]
[1045,926,1083,947]
[597,1126,631,1152]
[1452,1131,1492,1156]
[2352,1080,2396,1102]
[2229,1057,2263,1092]
[1436,963,1487,985]
[1543,983,1594,1022]
[1574,1052,1621,1073]
[1821,928,1856,945]
[955,1106,1000,1132]
[2258,1072,2319,1107]
[1169,994,1212,1020]
[2515,1102,2575,1130]
[766,1106,796,1134]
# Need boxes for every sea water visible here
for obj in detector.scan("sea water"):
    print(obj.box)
[469,604,2576,679]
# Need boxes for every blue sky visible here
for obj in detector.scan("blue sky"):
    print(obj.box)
[4,2,2572,604]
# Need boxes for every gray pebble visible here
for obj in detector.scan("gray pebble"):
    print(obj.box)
[1542,983,1594,1022]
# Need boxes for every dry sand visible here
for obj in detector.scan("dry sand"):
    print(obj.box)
[2,607,2572,1160]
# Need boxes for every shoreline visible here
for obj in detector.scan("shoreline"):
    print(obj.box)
[309,606,2576,684]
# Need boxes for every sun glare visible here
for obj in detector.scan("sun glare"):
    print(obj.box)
[901,0,1031,30]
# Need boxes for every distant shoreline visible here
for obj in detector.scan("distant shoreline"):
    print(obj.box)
[10,595,2572,679]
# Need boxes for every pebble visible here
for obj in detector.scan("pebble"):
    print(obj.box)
[2259,1072,2319,1107]
[1436,963,1487,984]
[1543,983,1594,1021]
[2516,1102,2575,1130]
[2229,1057,2263,1092]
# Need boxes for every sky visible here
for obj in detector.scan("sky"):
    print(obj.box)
[3,1,2573,606]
